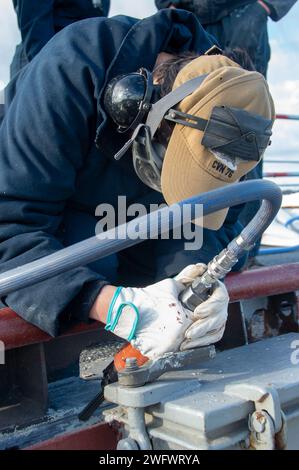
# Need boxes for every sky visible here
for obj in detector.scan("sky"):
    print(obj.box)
[0,0,298,157]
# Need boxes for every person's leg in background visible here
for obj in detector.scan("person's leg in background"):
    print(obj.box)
[0,88,5,125]
[10,44,29,79]
[205,8,271,263]
[229,17,271,262]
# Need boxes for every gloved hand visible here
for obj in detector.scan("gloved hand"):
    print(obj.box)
[178,264,229,351]
[105,264,229,360]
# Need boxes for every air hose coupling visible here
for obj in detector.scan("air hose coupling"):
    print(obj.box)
[179,248,238,310]
[180,235,254,311]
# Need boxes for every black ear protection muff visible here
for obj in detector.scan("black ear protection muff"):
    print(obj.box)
[103,68,155,133]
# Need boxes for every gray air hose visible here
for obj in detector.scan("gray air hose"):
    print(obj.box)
[0,180,282,297]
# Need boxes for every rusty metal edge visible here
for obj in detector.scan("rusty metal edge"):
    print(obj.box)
[226,262,299,302]
[24,422,119,451]
[0,307,100,350]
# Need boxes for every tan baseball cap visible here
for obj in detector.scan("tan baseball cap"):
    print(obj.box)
[161,55,275,230]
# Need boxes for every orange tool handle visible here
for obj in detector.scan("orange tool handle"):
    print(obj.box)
[114,343,149,372]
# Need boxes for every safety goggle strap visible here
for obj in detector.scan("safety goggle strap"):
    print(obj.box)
[114,74,208,161]
[114,123,145,160]
[145,74,208,137]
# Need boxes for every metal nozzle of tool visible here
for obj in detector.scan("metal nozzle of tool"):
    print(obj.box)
[179,245,240,311]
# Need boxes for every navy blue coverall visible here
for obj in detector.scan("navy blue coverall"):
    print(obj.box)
[11,0,110,77]
[0,10,244,337]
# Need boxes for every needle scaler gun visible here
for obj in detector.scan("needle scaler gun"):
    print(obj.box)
[0,181,282,419]
[79,180,282,419]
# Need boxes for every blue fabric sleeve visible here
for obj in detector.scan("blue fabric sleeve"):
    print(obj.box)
[0,18,130,336]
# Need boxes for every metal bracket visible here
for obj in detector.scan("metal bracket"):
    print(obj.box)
[104,346,216,451]
[105,406,152,451]
[118,346,216,388]
[248,410,287,450]
[226,383,287,450]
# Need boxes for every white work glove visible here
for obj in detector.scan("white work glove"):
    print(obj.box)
[177,264,229,351]
[105,264,229,360]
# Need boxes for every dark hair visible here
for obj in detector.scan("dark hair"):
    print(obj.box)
[153,51,200,96]
[223,47,255,72]
[153,52,200,147]
[154,48,255,146]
